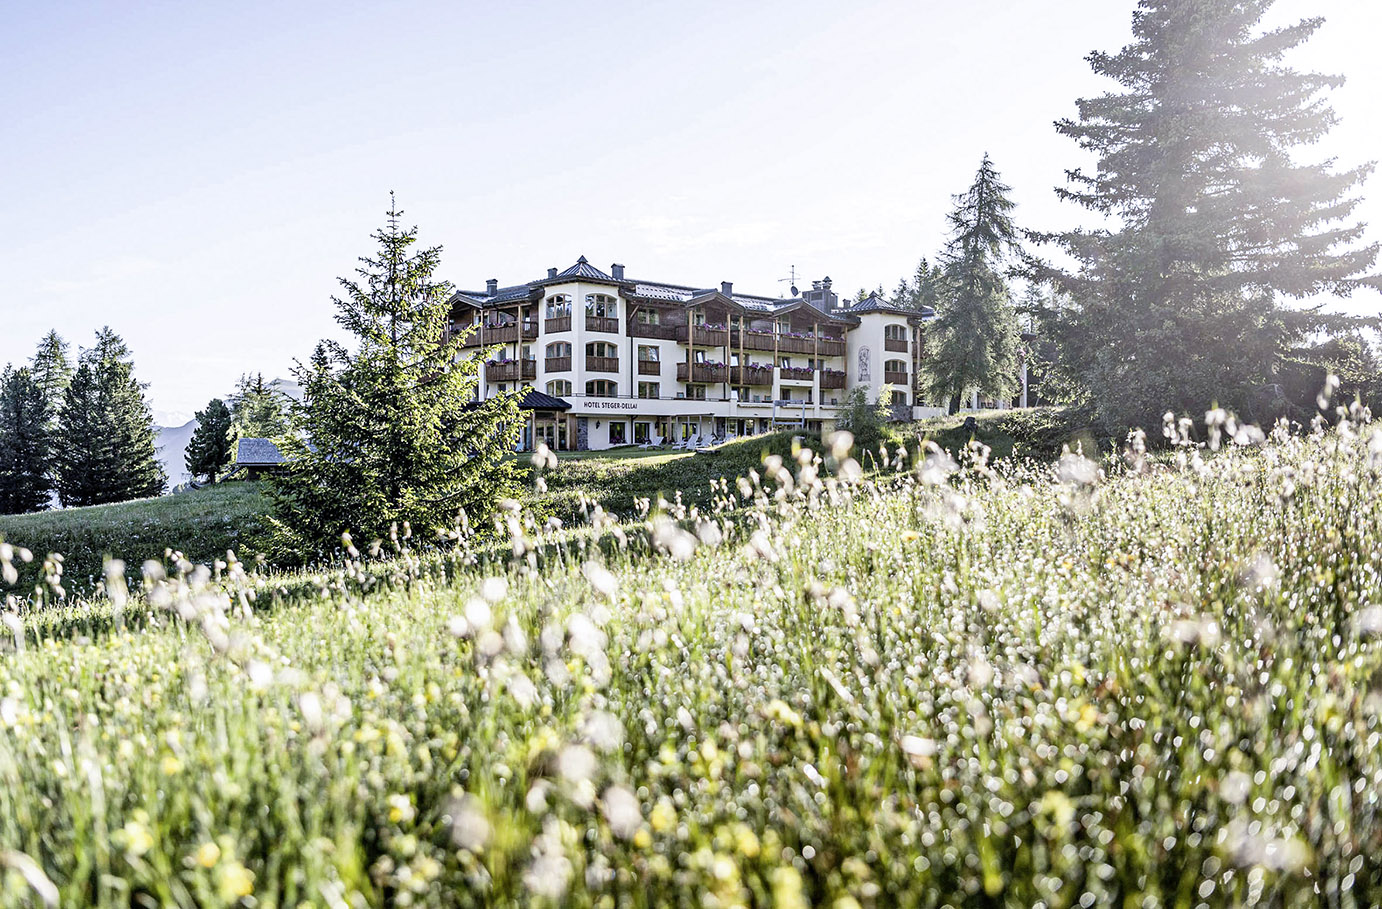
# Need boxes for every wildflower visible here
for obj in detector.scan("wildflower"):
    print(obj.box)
[581,710,624,752]
[387,794,415,824]
[0,851,59,907]
[194,841,221,868]
[117,820,155,859]
[557,744,598,784]
[600,785,642,839]
[217,860,255,900]
[445,795,491,852]
[649,799,677,833]
[581,561,619,598]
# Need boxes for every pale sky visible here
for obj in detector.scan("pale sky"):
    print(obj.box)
[3,0,1380,425]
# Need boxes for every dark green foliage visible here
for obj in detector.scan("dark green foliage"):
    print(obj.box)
[905,406,1108,462]
[53,328,166,507]
[0,482,266,594]
[0,366,53,514]
[1043,0,1380,432]
[925,155,1022,411]
[29,329,71,425]
[835,385,892,454]
[890,257,943,312]
[230,372,290,440]
[185,398,235,483]
[264,201,522,562]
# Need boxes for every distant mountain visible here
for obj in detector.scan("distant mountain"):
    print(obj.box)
[155,418,198,489]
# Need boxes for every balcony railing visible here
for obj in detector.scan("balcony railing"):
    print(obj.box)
[884,370,909,386]
[638,359,661,376]
[586,355,619,373]
[884,337,909,353]
[586,315,619,333]
[820,370,846,390]
[729,329,776,352]
[521,321,539,340]
[485,359,536,381]
[729,365,774,386]
[779,366,815,381]
[629,321,678,340]
[545,315,572,333]
[819,337,846,357]
[545,355,571,373]
[675,325,729,347]
[676,363,728,383]
[776,335,817,355]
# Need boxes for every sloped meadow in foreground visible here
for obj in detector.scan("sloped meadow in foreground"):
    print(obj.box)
[2,417,1381,907]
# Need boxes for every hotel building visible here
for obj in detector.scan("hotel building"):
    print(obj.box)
[448,257,944,451]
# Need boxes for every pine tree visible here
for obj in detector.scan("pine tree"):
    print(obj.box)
[185,398,234,484]
[0,366,52,514]
[924,155,1022,413]
[54,328,166,506]
[229,373,289,439]
[1044,0,1379,431]
[29,330,71,423]
[264,199,522,562]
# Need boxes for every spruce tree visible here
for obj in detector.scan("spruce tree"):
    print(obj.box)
[0,366,53,514]
[924,155,1022,413]
[29,330,71,424]
[229,373,289,439]
[54,328,166,506]
[185,398,234,484]
[1044,0,1379,431]
[264,200,521,562]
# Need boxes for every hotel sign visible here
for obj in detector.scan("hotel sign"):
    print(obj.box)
[586,400,642,411]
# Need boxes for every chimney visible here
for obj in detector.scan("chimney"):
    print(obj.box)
[486,278,498,295]
[611,263,625,281]
[822,276,832,291]
[721,281,733,296]
[547,267,558,279]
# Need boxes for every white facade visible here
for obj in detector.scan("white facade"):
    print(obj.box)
[451,260,939,451]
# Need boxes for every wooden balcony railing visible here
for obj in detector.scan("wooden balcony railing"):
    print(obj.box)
[729,329,776,352]
[586,355,619,373]
[629,322,678,340]
[585,316,619,333]
[776,335,817,355]
[885,337,909,353]
[486,359,537,381]
[820,370,846,390]
[884,370,909,387]
[545,315,572,333]
[676,363,728,383]
[730,365,774,386]
[521,321,539,340]
[818,338,846,357]
[545,356,571,373]
[675,325,729,347]
[779,366,815,381]
[638,360,661,376]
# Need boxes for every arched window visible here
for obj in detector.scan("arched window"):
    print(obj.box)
[547,379,572,397]
[546,341,571,358]
[586,341,617,358]
[585,380,618,398]
[884,359,907,374]
[545,295,571,318]
[585,294,618,318]
[884,324,907,342]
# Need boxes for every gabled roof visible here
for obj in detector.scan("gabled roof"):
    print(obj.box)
[553,256,612,282]
[517,390,571,411]
[235,437,285,466]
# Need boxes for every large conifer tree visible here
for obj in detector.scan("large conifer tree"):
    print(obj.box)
[924,155,1022,412]
[0,366,53,514]
[1044,0,1379,431]
[229,373,290,440]
[264,200,521,561]
[54,328,165,506]
[185,398,234,484]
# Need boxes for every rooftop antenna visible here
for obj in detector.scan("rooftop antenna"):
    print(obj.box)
[778,265,798,298]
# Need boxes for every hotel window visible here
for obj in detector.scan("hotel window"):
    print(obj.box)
[585,379,618,397]
[586,341,618,358]
[779,357,791,369]
[693,349,709,364]
[885,324,907,342]
[692,310,706,327]
[686,384,707,401]
[546,341,571,358]
[638,381,660,399]
[637,309,661,325]
[609,421,627,445]
[885,359,907,374]
[547,379,572,397]
[733,386,752,401]
[634,422,651,444]
[585,294,618,318]
[545,295,571,318]
[637,345,659,362]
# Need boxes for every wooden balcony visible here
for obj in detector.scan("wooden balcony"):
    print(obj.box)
[676,363,727,383]
[521,321,539,340]
[818,337,846,357]
[675,325,729,347]
[729,329,776,352]
[779,366,815,381]
[586,316,619,333]
[545,315,572,334]
[545,356,571,373]
[884,370,909,386]
[776,335,817,355]
[885,337,909,353]
[586,355,619,373]
[629,321,678,340]
[820,370,846,390]
[638,360,661,376]
[730,365,774,386]
[486,359,536,381]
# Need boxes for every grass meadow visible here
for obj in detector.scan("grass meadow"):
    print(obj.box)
[1,411,1381,906]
